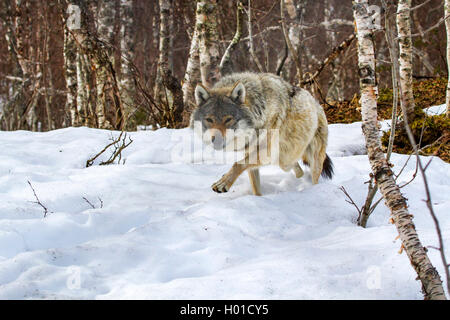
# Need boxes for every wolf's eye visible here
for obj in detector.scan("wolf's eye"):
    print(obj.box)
[223,117,233,124]
[205,117,214,123]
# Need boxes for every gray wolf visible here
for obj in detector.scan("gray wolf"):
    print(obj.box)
[190,72,333,196]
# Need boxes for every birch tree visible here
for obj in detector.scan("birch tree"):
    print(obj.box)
[154,0,171,102]
[397,0,418,124]
[96,0,117,129]
[120,0,136,128]
[154,0,184,126]
[62,4,79,126]
[353,0,446,300]
[0,0,22,130]
[10,0,33,130]
[197,0,221,87]
[446,0,450,118]
[182,10,201,110]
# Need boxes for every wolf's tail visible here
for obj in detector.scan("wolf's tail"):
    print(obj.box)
[321,154,334,179]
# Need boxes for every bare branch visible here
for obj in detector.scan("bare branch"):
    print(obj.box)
[301,33,355,86]
[27,180,49,218]
[220,1,244,75]
[82,197,96,209]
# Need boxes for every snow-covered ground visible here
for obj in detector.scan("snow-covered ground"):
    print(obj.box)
[424,104,447,116]
[0,120,449,299]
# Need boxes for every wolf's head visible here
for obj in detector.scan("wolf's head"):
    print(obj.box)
[190,81,254,150]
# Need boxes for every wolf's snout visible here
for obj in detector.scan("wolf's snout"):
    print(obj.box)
[212,133,224,149]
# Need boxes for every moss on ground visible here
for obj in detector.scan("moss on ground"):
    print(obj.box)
[323,77,449,162]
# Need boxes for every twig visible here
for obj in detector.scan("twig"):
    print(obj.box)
[339,186,362,218]
[99,132,133,166]
[27,180,49,217]
[82,196,96,209]
[86,131,133,167]
[86,134,121,167]
[301,33,355,86]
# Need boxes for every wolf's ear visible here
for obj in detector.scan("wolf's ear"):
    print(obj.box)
[195,84,210,105]
[230,81,246,104]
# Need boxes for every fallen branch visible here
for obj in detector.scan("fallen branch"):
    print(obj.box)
[86,131,133,167]
[99,132,133,166]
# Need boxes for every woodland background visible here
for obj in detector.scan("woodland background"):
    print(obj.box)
[0,0,447,136]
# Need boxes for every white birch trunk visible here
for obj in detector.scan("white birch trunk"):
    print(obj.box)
[445,0,450,118]
[197,0,221,87]
[353,0,446,300]
[182,24,200,109]
[119,0,136,128]
[96,0,117,129]
[154,0,171,102]
[397,0,417,123]
[63,26,79,127]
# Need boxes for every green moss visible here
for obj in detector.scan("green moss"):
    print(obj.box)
[381,113,450,163]
[324,77,449,162]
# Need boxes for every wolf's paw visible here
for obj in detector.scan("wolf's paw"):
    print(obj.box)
[212,177,230,193]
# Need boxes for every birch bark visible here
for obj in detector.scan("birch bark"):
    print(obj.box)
[154,0,184,126]
[182,17,200,109]
[96,0,117,129]
[397,0,417,123]
[445,0,450,118]
[353,0,446,300]
[119,0,136,128]
[63,25,79,126]
[197,0,221,87]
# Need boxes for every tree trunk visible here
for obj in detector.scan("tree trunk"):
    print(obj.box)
[154,0,171,103]
[0,0,22,130]
[281,0,303,84]
[10,0,34,130]
[155,0,184,127]
[182,16,201,111]
[96,0,117,129]
[63,25,79,126]
[119,0,136,129]
[397,0,418,124]
[324,1,344,103]
[197,0,221,87]
[446,0,450,118]
[353,0,446,300]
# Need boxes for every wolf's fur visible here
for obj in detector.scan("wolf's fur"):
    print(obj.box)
[190,72,333,195]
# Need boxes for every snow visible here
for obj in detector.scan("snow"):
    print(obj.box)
[424,104,447,116]
[0,121,449,299]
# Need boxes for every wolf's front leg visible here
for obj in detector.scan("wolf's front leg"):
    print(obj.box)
[212,162,257,194]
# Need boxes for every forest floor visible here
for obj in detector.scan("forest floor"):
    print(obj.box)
[323,77,450,162]
[0,113,449,299]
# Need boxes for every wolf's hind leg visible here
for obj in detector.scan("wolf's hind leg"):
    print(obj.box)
[293,162,304,178]
[307,144,326,185]
[247,168,262,196]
